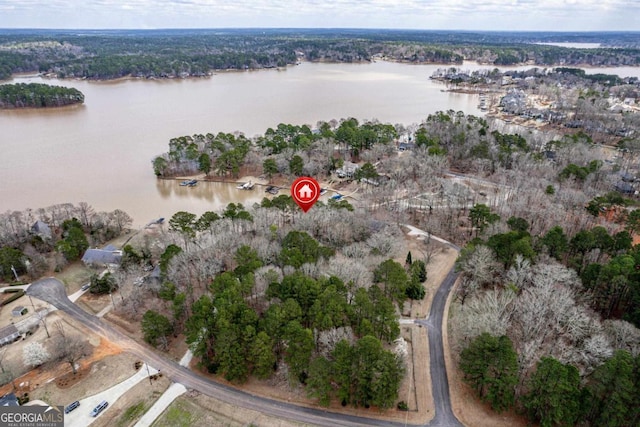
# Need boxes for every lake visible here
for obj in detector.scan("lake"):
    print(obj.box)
[1,60,638,226]
[0,61,483,225]
[533,42,602,49]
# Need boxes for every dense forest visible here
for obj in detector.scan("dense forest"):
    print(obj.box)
[0,29,638,80]
[153,113,640,333]
[143,103,640,420]
[0,82,84,108]
[113,200,425,410]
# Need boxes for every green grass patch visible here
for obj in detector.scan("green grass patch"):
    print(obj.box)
[55,263,94,290]
[117,401,146,427]
[153,403,194,427]
[1,290,25,305]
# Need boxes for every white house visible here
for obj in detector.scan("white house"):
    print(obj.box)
[336,161,360,179]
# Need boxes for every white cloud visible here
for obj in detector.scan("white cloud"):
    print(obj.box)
[0,0,638,30]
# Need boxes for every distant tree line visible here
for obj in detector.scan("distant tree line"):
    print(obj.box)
[1,29,638,80]
[0,83,84,108]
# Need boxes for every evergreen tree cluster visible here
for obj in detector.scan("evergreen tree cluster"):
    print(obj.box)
[137,210,423,410]
[462,333,640,427]
[0,83,84,108]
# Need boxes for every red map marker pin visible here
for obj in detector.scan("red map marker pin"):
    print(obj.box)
[291,176,321,213]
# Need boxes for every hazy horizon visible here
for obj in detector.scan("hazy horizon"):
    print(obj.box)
[1,28,639,33]
[1,0,639,32]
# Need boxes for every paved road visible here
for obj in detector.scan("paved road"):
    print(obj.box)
[27,255,464,427]
[27,278,412,427]
[404,225,464,427]
[418,269,463,427]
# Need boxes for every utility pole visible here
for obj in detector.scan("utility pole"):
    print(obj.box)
[30,296,50,338]
[146,363,152,385]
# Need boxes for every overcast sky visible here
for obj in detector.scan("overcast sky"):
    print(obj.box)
[0,0,639,31]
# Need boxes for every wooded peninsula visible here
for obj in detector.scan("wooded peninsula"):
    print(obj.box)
[0,82,84,109]
[0,29,639,80]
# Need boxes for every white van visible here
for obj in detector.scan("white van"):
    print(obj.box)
[90,400,108,417]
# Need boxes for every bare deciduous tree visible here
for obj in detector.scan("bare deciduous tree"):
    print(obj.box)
[603,319,640,357]
[112,265,146,318]
[453,288,515,351]
[327,255,372,295]
[456,245,500,304]
[34,308,51,338]
[508,262,611,377]
[53,320,90,375]
[316,326,355,358]
[110,209,133,235]
[77,202,96,229]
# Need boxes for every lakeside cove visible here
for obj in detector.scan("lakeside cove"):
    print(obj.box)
[2,60,640,225]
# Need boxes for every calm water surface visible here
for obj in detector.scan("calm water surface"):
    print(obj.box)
[0,61,482,225]
[533,42,602,49]
[1,61,636,225]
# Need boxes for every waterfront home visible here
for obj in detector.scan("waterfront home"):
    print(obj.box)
[81,244,122,268]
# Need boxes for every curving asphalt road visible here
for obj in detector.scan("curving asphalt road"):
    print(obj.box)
[407,226,463,427]
[418,269,463,427]
[27,245,464,427]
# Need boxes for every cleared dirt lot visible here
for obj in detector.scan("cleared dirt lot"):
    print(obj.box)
[0,309,106,395]
[28,348,132,407]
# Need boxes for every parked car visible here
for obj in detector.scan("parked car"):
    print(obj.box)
[64,401,80,414]
[81,284,90,291]
[90,401,108,417]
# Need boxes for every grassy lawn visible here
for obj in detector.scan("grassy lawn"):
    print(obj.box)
[117,401,148,427]
[54,262,95,292]
[151,396,252,427]
[153,399,195,427]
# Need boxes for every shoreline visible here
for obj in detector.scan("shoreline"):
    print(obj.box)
[165,174,338,191]
[0,102,84,112]
[7,59,639,84]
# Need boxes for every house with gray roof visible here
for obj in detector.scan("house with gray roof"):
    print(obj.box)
[31,220,52,240]
[0,325,21,347]
[81,244,122,267]
[614,181,635,195]
[0,393,19,406]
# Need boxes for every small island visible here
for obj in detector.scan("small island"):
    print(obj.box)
[0,82,84,109]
